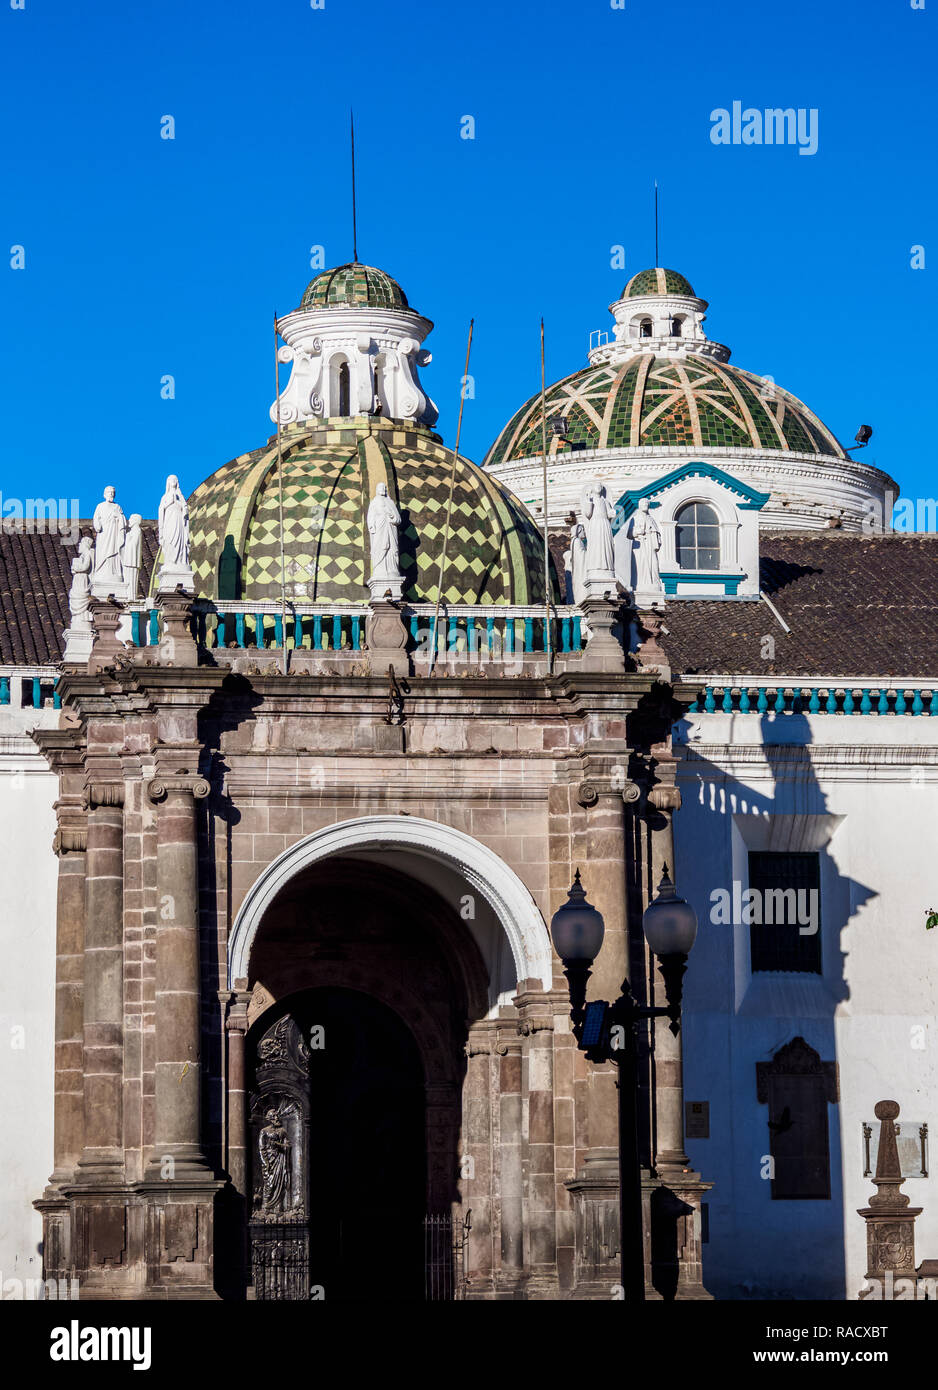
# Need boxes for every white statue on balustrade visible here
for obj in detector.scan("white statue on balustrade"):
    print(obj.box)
[122,514,143,600]
[63,536,95,662]
[564,521,588,605]
[157,474,193,591]
[367,482,404,601]
[628,497,664,601]
[92,485,128,597]
[580,482,616,598]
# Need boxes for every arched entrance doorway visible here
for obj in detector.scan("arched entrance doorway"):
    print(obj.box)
[247,987,426,1301]
[242,856,488,1300]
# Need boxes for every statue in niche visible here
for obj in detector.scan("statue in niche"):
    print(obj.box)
[158,474,190,568]
[68,536,94,626]
[257,1106,294,1216]
[581,482,615,581]
[92,485,126,587]
[629,497,663,593]
[122,514,143,599]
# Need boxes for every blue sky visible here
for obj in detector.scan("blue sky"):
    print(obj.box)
[1,0,934,518]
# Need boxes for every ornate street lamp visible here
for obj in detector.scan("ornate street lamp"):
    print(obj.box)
[550,864,697,1303]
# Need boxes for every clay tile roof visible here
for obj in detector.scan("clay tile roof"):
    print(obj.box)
[662,533,938,680]
[0,521,158,665]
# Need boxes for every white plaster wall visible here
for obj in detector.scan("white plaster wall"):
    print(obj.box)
[673,712,938,1299]
[488,445,896,535]
[0,731,57,1287]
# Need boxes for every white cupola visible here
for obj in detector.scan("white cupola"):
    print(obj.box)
[588,266,730,367]
[271,262,439,427]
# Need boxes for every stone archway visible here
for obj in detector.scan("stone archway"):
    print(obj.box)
[236,854,492,1300]
[228,814,553,994]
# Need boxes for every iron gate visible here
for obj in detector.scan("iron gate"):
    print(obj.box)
[423,1213,455,1301]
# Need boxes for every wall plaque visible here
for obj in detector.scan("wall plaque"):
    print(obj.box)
[685,1101,710,1139]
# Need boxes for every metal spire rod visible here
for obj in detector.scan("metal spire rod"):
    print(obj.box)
[654,180,659,265]
[429,319,474,675]
[351,108,358,263]
[540,318,553,674]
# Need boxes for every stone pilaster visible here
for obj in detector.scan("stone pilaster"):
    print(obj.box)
[143,769,213,1180]
[75,780,125,1181]
[495,1024,526,1297]
[516,986,558,1298]
[461,1022,497,1299]
[49,802,88,1188]
[138,765,221,1297]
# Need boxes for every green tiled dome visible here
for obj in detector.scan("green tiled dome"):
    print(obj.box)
[483,354,846,466]
[184,418,557,605]
[299,263,409,311]
[623,267,696,298]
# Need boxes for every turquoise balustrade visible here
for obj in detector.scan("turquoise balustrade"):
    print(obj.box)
[689,684,938,716]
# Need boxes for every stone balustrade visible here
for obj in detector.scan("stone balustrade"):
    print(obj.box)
[0,666,61,709]
[125,600,586,657]
[687,681,938,716]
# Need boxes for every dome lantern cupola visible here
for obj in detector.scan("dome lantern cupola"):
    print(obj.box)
[589,266,730,367]
[271,262,439,428]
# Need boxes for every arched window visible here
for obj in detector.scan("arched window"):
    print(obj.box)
[675,502,720,570]
[639,318,653,339]
[670,316,683,337]
[338,361,351,416]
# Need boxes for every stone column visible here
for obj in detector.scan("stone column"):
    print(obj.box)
[49,806,87,1187]
[461,1023,496,1299]
[567,775,635,1297]
[76,781,125,1180]
[517,988,558,1297]
[224,992,251,1199]
[35,802,87,1285]
[144,771,212,1179]
[644,749,712,1299]
[496,1026,526,1296]
[647,788,688,1178]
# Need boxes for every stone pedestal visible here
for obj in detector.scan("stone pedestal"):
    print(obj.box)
[365,599,409,676]
[155,587,199,666]
[577,598,626,673]
[566,1151,621,1298]
[62,621,94,665]
[858,1100,923,1299]
[88,598,127,672]
[368,575,404,601]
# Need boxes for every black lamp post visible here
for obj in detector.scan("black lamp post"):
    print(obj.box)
[550,865,698,1302]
